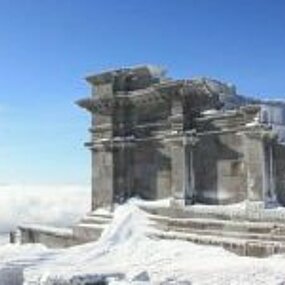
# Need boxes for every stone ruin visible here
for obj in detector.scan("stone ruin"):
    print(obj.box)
[19,65,285,257]
[77,65,285,208]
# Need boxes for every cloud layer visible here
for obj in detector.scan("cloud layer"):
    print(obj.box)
[0,184,90,233]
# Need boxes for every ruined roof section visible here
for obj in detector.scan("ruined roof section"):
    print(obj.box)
[85,65,167,92]
[77,79,221,114]
[78,65,271,114]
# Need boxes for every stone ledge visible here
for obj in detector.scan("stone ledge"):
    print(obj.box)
[19,224,80,248]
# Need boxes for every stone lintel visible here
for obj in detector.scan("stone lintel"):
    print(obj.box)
[164,132,199,147]
[197,127,249,137]
[89,138,136,152]
[90,123,113,133]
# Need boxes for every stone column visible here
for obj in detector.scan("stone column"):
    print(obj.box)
[166,95,197,207]
[168,135,197,207]
[90,112,115,210]
[170,136,189,204]
[91,141,114,210]
[113,138,135,204]
[189,138,196,201]
[244,132,266,202]
[243,129,276,209]
[264,137,277,206]
[268,142,277,204]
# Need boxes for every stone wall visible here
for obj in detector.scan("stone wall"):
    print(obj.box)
[260,103,285,143]
[19,226,79,248]
[133,141,171,200]
[194,132,246,204]
[275,143,285,205]
[92,148,114,209]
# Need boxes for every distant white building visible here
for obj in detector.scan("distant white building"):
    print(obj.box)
[260,102,285,143]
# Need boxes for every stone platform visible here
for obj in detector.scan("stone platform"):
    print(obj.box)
[19,210,112,248]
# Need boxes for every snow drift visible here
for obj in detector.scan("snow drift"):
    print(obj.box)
[1,203,285,284]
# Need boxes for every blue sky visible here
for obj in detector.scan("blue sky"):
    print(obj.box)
[0,0,285,184]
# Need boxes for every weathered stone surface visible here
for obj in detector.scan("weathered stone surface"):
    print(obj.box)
[77,65,285,209]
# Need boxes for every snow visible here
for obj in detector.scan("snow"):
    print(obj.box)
[1,203,285,284]
[129,197,171,209]
[0,244,56,285]
[201,109,219,116]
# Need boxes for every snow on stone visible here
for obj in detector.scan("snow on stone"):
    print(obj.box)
[201,109,219,116]
[0,244,56,285]
[129,197,171,209]
[1,204,285,284]
[19,224,73,237]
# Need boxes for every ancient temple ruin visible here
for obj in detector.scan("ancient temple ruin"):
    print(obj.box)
[19,65,285,257]
[77,65,285,209]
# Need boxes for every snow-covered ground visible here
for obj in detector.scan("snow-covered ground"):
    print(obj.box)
[1,203,285,284]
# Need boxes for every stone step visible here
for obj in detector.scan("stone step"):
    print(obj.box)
[147,213,285,235]
[19,224,80,248]
[139,202,285,224]
[80,215,112,225]
[147,229,285,257]
[72,211,113,243]
[156,224,285,243]
[145,212,285,256]
[139,204,241,221]
[73,223,107,242]
[87,211,113,219]
[71,209,285,257]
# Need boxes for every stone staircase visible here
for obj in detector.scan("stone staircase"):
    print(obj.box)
[70,206,285,257]
[72,211,113,242]
[18,205,285,256]
[145,212,285,257]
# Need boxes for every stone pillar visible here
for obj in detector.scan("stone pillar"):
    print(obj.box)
[166,95,197,207]
[244,132,265,202]
[168,135,197,207]
[170,136,189,204]
[189,140,196,201]
[91,142,114,210]
[264,138,277,206]
[269,143,277,202]
[243,130,276,205]
[90,112,115,210]
[113,138,135,204]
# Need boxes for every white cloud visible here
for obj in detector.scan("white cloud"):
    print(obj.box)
[0,184,90,233]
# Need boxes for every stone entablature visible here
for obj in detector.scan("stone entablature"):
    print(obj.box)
[77,79,221,116]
